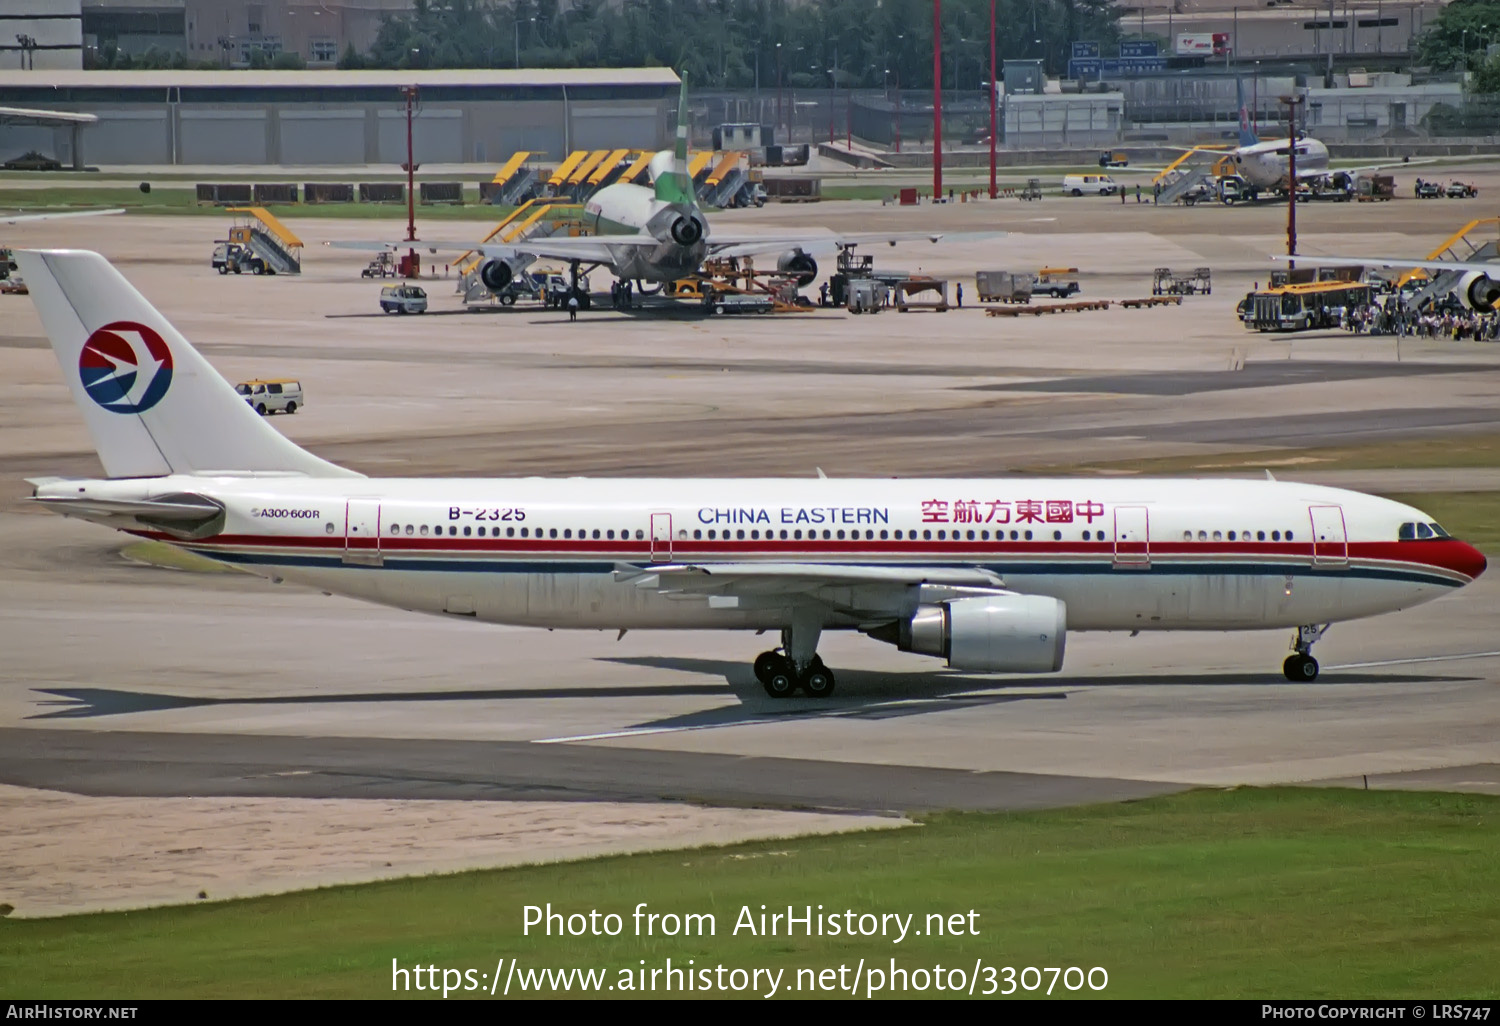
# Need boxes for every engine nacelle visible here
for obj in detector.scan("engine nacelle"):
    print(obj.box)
[869,594,1066,673]
[778,249,818,287]
[479,258,515,293]
[669,214,704,246]
[1458,270,1500,312]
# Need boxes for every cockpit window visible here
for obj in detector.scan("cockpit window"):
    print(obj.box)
[1415,522,1433,540]
[1398,522,1416,541]
[1429,522,1451,539]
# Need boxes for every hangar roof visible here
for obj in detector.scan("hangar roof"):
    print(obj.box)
[0,68,680,90]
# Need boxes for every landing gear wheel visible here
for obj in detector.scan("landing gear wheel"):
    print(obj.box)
[753,650,782,684]
[762,659,797,699]
[1283,654,1320,682]
[801,659,836,698]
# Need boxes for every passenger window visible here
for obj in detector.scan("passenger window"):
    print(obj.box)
[636,530,644,540]
[792,529,801,540]
[1198,531,1207,541]
[837,530,846,540]
[893,529,902,540]
[389,524,399,535]
[1272,531,1280,541]
[1183,531,1192,541]
[592,529,600,539]
[607,529,615,539]
[1024,530,1033,541]
[405,524,414,536]
[520,527,529,538]
[463,526,471,537]
[1010,530,1019,540]
[979,530,988,541]
[419,525,429,536]
[449,526,457,536]
[750,530,759,540]
[507,527,515,537]
[780,530,788,539]
[1212,531,1222,541]
[1257,530,1265,541]
[1415,523,1433,540]
[563,529,571,539]
[477,527,485,537]
[693,529,701,540]
[1286,531,1294,541]
[1053,530,1062,541]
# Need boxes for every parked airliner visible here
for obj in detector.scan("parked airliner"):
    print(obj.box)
[18,249,1486,695]
[334,80,963,295]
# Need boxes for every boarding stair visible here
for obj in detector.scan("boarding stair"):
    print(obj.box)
[489,151,539,206]
[1154,148,1230,206]
[455,198,589,305]
[225,207,302,274]
[1391,218,1500,310]
[697,152,747,208]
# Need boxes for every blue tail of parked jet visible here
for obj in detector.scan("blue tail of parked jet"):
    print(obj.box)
[1237,78,1258,146]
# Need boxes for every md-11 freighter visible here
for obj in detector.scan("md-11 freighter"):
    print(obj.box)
[18,249,1487,696]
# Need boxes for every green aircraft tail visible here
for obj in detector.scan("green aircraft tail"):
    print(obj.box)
[655,75,695,206]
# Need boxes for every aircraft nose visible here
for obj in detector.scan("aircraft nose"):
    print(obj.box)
[1450,540,1487,582]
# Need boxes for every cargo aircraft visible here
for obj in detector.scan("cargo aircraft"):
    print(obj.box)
[334,80,964,296]
[17,249,1487,696]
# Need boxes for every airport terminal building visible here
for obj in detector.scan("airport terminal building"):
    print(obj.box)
[0,68,679,166]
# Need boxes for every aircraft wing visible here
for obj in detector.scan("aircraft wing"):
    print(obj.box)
[1295,159,1436,180]
[3,208,125,225]
[615,561,1008,618]
[706,231,996,260]
[1272,254,1500,274]
[328,236,643,266]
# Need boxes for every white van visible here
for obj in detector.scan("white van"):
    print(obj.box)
[1061,174,1120,197]
[235,379,303,416]
[380,284,428,314]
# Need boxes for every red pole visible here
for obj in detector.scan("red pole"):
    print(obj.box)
[988,0,997,199]
[933,0,943,200]
[402,84,418,277]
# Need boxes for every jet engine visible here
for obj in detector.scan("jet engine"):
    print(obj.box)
[1457,270,1500,312]
[778,248,818,287]
[669,213,704,246]
[866,594,1066,673]
[479,258,515,293]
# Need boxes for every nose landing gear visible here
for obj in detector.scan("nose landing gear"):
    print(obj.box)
[1283,624,1329,681]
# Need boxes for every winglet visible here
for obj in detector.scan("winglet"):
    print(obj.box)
[815,467,827,479]
[1265,469,1277,481]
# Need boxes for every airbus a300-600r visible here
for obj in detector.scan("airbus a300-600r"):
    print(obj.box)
[333,80,961,295]
[18,249,1487,696]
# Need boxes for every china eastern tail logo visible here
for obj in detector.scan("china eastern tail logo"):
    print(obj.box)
[79,321,173,414]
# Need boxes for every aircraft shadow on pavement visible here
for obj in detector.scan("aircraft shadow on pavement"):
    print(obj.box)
[26,667,1474,723]
[26,682,733,720]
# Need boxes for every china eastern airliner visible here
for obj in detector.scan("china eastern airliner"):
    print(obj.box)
[18,249,1486,697]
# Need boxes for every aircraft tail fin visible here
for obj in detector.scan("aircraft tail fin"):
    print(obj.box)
[17,249,361,480]
[1236,77,1258,147]
[654,74,696,205]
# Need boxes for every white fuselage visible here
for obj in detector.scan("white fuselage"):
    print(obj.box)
[73,475,1484,635]
[1233,137,1331,189]
[580,182,707,282]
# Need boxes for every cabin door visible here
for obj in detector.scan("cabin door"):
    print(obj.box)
[1309,505,1349,568]
[650,512,673,562]
[1113,506,1151,568]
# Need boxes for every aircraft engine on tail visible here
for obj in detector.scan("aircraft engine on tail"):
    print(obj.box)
[1458,270,1500,312]
[479,258,515,293]
[778,249,818,287]
[866,594,1066,672]
[669,214,704,246]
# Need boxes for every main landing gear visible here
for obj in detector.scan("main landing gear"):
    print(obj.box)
[753,619,836,698]
[1283,624,1329,681]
